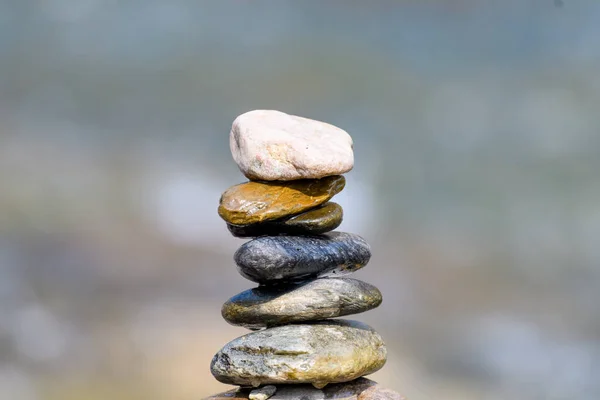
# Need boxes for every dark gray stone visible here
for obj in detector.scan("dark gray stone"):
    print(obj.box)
[222,278,382,329]
[234,232,371,284]
[210,320,387,388]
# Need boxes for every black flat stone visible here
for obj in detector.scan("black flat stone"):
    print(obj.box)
[234,232,371,284]
[222,277,382,329]
[227,202,343,238]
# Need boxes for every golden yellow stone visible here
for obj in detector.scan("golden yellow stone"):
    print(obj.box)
[218,176,345,226]
[227,202,343,237]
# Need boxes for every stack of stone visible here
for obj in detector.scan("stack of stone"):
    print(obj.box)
[210,110,388,394]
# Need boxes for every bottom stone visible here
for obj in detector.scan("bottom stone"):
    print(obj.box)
[210,320,386,388]
[203,378,406,400]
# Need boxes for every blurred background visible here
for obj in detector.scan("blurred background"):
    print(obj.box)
[1,1,599,399]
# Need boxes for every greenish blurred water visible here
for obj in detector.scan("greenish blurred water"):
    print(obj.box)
[1,1,599,399]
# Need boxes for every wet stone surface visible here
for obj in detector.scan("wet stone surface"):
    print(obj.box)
[218,176,345,226]
[210,320,387,388]
[234,232,371,284]
[227,202,343,237]
[222,277,382,329]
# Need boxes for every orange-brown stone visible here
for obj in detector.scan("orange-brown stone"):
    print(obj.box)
[218,176,345,225]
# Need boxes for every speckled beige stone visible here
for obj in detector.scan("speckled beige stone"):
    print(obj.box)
[230,110,354,181]
[210,320,386,388]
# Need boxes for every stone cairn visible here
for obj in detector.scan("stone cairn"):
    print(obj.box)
[207,110,403,399]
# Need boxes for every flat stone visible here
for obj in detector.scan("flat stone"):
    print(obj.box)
[230,110,354,181]
[218,176,345,226]
[227,202,343,237]
[210,320,386,388]
[222,278,382,329]
[234,232,371,284]
[203,378,406,400]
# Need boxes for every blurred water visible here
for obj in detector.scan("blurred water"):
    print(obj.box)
[1,1,600,399]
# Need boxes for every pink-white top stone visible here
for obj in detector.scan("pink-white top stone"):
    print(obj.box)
[230,110,354,181]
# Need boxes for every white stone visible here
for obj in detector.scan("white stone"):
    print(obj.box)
[230,110,354,181]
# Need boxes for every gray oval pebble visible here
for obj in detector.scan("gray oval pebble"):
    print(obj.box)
[234,232,371,284]
[222,278,382,329]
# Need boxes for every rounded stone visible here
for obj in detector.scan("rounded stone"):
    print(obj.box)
[222,278,382,329]
[234,232,371,284]
[210,320,387,388]
[218,176,345,226]
[227,202,343,237]
[230,110,354,181]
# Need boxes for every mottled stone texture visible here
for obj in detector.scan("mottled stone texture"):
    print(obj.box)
[227,202,343,237]
[249,385,277,400]
[230,110,354,181]
[210,320,386,388]
[222,278,382,329]
[203,378,406,400]
[234,232,371,284]
[218,176,345,226]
